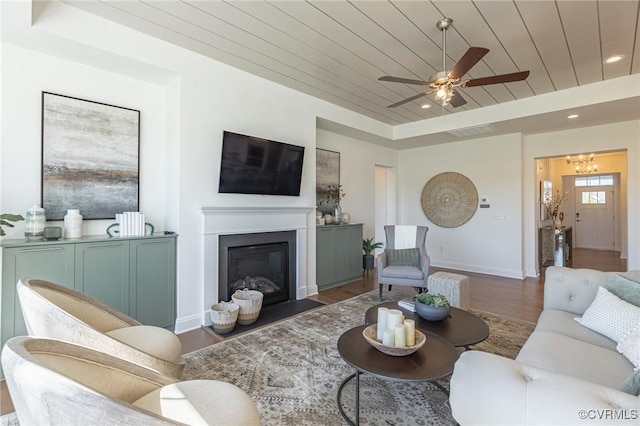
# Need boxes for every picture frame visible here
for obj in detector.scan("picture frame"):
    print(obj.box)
[41,92,140,220]
[315,148,340,214]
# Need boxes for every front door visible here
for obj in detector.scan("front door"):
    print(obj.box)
[574,186,615,250]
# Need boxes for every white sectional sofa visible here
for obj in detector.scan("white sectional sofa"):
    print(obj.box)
[450,266,639,425]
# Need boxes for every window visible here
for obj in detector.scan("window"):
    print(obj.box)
[581,191,606,204]
[575,175,614,187]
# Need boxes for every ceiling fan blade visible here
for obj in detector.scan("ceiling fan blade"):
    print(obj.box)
[387,92,429,108]
[379,76,430,86]
[464,71,530,87]
[449,90,467,108]
[448,47,489,80]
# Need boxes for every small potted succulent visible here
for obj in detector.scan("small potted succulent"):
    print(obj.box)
[415,292,450,321]
[362,237,383,271]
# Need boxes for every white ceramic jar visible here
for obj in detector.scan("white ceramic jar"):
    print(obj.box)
[64,209,83,239]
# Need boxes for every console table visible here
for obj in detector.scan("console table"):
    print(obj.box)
[538,226,572,267]
[1,234,178,356]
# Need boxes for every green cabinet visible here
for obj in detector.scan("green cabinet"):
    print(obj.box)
[1,244,75,342]
[76,241,130,314]
[1,234,177,356]
[316,224,363,290]
[130,238,176,328]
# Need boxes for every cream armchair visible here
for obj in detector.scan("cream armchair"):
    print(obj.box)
[377,225,430,300]
[1,336,260,426]
[17,278,184,378]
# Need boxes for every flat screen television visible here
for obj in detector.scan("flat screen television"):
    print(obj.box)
[218,131,305,196]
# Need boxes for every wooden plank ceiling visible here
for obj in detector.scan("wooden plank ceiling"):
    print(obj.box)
[64,0,640,126]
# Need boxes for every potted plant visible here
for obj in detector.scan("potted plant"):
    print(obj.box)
[414,292,450,321]
[0,213,24,237]
[362,237,383,271]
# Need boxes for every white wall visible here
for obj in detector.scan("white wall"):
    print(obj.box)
[398,134,525,278]
[0,44,168,236]
[0,2,394,334]
[2,2,639,333]
[395,122,640,279]
[315,129,398,239]
[524,121,640,275]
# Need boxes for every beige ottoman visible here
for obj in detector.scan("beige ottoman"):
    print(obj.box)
[427,271,470,309]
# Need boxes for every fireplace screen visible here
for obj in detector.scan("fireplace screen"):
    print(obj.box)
[219,231,296,307]
[228,243,288,302]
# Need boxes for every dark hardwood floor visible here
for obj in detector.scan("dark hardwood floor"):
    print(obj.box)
[0,248,626,416]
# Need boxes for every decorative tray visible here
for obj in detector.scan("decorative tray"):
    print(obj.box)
[362,324,426,356]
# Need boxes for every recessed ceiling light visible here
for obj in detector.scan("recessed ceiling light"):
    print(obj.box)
[605,55,625,64]
[567,114,579,119]
[421,104,430,109]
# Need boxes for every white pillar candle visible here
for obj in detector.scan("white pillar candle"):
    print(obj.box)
[377,307,390,341]
[394,324,406,348]
[404,319,415,346]
[382,329,394,346]
[386,309,403,331]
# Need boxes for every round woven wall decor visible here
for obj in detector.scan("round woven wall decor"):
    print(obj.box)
[421,172,478,228]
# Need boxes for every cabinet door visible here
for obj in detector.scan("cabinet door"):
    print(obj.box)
[130,238,176,328]
[1,245,75,348]
[316,228,335,287]
[334,225,363,281]
[345,225,363,278]
[75,241,130,314]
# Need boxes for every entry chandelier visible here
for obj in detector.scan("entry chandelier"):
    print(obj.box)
[566,153,598,174]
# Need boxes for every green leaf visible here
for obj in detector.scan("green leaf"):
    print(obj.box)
[415,293,449,307]
[0,214,24,222]
[0,213,24,237]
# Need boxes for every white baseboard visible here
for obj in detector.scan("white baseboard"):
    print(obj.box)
[175,313,205,334]
[431,260,525,280]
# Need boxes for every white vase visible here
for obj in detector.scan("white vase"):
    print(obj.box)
[64,209,83,239]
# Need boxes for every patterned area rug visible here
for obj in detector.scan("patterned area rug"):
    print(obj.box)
[182,290,536,425]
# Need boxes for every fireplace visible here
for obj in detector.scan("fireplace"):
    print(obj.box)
[199,205,316,329]
[219,231,297,307]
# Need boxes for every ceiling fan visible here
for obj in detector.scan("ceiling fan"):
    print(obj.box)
[379,18,530,109]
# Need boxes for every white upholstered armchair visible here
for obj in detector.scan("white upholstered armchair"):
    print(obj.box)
[17,277,184,378]
[377,225,430,300]
[1,336,260,426]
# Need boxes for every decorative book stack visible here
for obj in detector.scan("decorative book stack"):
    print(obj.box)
[398,299,416,312]
[116,212,146,237]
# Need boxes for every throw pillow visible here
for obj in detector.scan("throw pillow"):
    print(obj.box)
[617,322,640,370]
[619,368,640,396]
[619,270,640,285]
[605,274,640,306]
[575,286,640,343]
[386,248,420,267]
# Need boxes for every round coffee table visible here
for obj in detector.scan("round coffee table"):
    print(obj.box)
[364,301,489,350]
[336,325,458,426]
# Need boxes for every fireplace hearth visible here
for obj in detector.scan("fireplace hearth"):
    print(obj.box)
[219,231,297,307]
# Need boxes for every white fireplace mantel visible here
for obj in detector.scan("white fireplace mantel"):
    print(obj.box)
[197,205,317,326]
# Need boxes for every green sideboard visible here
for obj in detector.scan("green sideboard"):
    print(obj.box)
[316,223,363,290]
[1,234,178,358]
